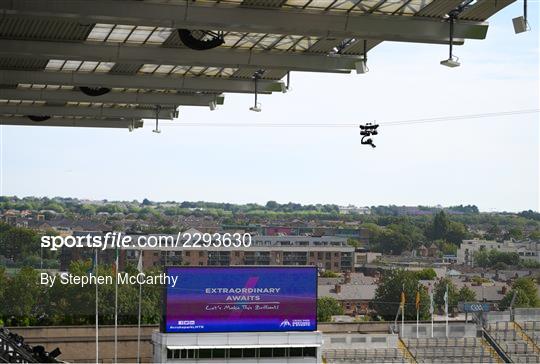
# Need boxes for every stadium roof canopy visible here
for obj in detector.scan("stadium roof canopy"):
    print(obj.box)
[0,0,515,129]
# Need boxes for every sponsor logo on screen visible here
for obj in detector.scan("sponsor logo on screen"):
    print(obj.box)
[280,319,311,328]
[178,320,195,325]
[279,319,291,328]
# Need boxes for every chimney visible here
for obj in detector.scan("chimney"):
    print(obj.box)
[501,286,507,294]
[335,284,342,294]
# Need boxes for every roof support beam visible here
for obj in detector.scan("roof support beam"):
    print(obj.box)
[0,88,224,107]
[0,0,485,43]
[0,104,175,119]
[0,70,284,94]
[0,39,360,73]
[0,116,143,129]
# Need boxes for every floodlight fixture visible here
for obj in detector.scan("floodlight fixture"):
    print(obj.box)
[513,0,530,34]
[153,104,161,133]
[27,115,51,122]
[355,60,368,74]
[440,57,460,68]
[209,100,217,111]
[250,69,265,112]
[513,17,528,33]
[356,40,369,74]
[281,72,291,93]
[177,29,224,50]
[249,104,262,112]
[441,14,460,68]
[80,86,111,97]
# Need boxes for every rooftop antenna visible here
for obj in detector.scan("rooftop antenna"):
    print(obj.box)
[153,105,161,133]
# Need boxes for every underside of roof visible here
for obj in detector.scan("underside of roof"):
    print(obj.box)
[0,0,516,129]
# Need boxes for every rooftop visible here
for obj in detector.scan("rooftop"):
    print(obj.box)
[0,0,514,129]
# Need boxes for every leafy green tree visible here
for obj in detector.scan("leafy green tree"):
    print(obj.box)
[320,271,339,278]
[506,228,523,240]
[519,260,540,269]
[373,269,430,320]
[518,210,540,221]
[0,267,6,320]
[473,249,520,268]
[440,242,458,255]
[433,278,458,312]
[473,249,490,268]
[426,211,450,241]
[425,212,467,245]
[414,268,437,280]
[42,202,64,213]
[317,297,344,322]
[500,289,531,310]
[457,286,476,303]
[265,201,279,210]
[3,267,44,326]
[0,225,40,261]
[513,277,539,306]
[80,204,97,216]
[499,277,539,310]
[446,222,468,245]
[486,224,502,240]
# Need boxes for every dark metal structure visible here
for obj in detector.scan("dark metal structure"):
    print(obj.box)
[0,0,515,129]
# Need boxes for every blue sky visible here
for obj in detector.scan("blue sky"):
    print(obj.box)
[1,3,538,212]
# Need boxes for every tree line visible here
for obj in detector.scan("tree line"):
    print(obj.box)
[372,269,540,321]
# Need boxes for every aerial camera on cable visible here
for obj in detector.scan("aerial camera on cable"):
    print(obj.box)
[359,123,379,148]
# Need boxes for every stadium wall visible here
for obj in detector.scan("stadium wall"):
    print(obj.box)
[7,325,156,363]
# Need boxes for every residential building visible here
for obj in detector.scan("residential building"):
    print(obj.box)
[338,205,371,215]
[457,239,540,266]
[84,233,357,272]
[355,252,382,265]
[318,283,377,316]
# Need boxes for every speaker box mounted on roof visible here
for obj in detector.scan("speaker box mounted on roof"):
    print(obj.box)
[178,29,225,51]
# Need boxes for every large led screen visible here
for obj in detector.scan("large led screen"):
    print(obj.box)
[164,266,317,333]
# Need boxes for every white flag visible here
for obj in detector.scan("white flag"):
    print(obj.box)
[443,285,449,315]
[137,251,143,273]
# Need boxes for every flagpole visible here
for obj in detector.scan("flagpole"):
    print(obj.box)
[137,282,142,363]
[114,247,118,364]
[95,248,99,364]
[431,292,434,338]
[401,284,405,337]
[415,289,420,338]
[137,251,143,364]
[416,306,419,338]
[401,305,404,337]
[445,285,449,338]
